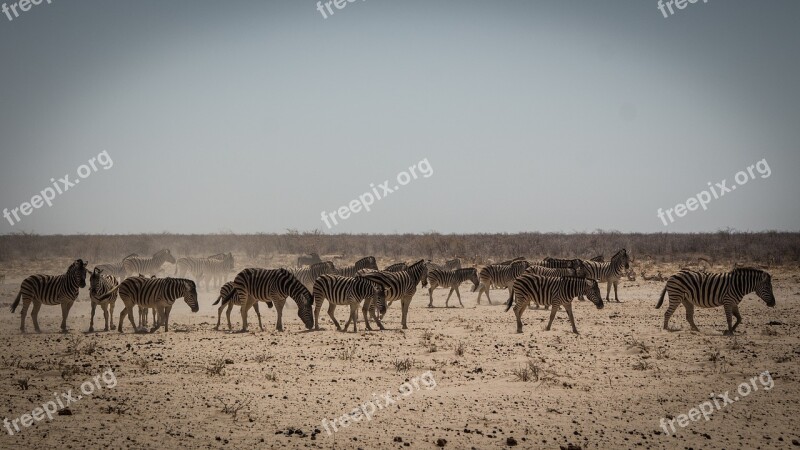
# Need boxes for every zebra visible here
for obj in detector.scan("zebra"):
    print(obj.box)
[10,259,88,333]
[220,268,315,332]
[290,261,337,291]
[101,275,199,333]
[212,281,263,332]
[358,260,427,330]
[95,253,139,280]
[444,258,462,270]
[656,267,776,335]
[475,260,530,305]
[579,249,630,302]
[384,262,408,272]
[498,257,526,265]
[312,274,386,332]
[506,275,603,334]
[122,249,176,278]
[335,256,379,277]
[539,257,583,269]
[524,264,586,279]
[88,268,119,332]
[426,267,479,308]
[297,252,323,267]
[175,253,234,291]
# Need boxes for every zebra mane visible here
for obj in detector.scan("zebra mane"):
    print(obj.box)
[455,267,476,275]
[732,267,769,278]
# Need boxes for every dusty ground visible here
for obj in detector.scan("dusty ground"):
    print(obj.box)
[0,258,799,449]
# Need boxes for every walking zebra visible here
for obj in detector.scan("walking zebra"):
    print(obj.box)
[506,275,603,333]
[175,253,234,291]
[290,261,337,291]
[426,268,479,308]
[579,249,630,302]
[384,262,408,272]
[122,249,176,278]
[358,260,427,330]
[105,276,198,333]
[88,268,119,332]
[212,281,263,331]
[10,259,88,333]
[475,260,530,305]
[312,274,386,332]
[656,267,776,335]
[220,268,314,332]
[335,256,379,277]
[95,253,139,280]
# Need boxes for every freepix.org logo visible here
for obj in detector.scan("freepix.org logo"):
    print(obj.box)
[2,0,53,22]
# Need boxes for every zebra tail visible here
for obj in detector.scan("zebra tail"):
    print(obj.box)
[10,290,22,313]
[219,287,237,305]
[212,293,226,306]
[95,284,121,302]
[655,285,667,309]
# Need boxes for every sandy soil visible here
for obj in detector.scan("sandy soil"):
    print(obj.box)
[0,260,798,449]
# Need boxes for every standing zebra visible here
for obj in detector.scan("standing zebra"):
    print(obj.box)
[312,274,386,332]
[475,260,530,305]
[506,275,603,333]
[88,268,119,332]
[384,262,408,272]
[106,276,198,333]
[579,249,630,302]
[524,265,586,278]
[335,256,379,277]
[95,253,139,281]
[122,249,176,278]
[358,260,427,330]
[220,268,314,332]
[426,267,479,308]
[539,257,583,269]
[656,267,776,335]
[175,253,234,291]
[290,261,337,291]
[10,259,88,333]
[212,281,263,332]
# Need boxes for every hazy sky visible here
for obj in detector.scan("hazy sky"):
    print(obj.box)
[0,0,798,234]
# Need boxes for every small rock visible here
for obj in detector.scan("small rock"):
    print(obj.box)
[507,437,518,446]
[436,438,447,447]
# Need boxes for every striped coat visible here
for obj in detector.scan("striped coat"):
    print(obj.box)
[212,281,263,331]
[426,267,479,308]
[656,267,776,335]
[175,253,234,290]
[11,259,88,333]
[312,274,386,332]
[88,268,119,332]
[335,256,379,278]
[507,275,603,333]
[475,260,530,305]
[114,276,199,333]
[579,249,630,301]
[122,249,176,278]
[358,260,427,330]
[290,261,336,291]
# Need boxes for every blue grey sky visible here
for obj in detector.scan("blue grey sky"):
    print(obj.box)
[0,0,798,234]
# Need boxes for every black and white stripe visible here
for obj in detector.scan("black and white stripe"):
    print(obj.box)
[475,260,530,305]
[656,267,776,335]
[11,259,88,333]
[175,253,234,291]
[122,249,176,278]
[312,274,386,332]
[212,281,263,331]
[335,256,379,278]
[113,276,198,333]
[579,249,630,302]
[95,253,139,280]
[539,257,583,269]
[358,260,427,330]
[290,261,337,291]
[426,267,479,308]
[88,267,119,332]
[384,262,408,272]
[221,268,315,332]
[506,274,603,333]
[524,265,586,278]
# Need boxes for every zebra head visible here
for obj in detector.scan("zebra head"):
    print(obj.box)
[584,279,604,309]
[464,268,480,292]
[611,249,630,271]
[72,259,89,288]
[750,269,776,307]
[90,267,103,295]
[157,249,177,264]
[297,289,315,330]
[574,261,589,278]
[182,279,199,312]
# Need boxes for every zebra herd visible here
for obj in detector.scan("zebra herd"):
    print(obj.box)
[7,249,778,336]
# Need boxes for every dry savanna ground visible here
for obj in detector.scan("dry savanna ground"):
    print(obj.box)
[0,257,799,449]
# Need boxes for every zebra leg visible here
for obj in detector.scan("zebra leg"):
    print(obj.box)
[274,300,285,332]
[253,302,264,331]
[723,303,735,336]
[400,296,411,330]
[514,302,528,333]
[162,306,172,332]
[150,306,164,333]
[683,301,700,332]
[89,302,97,332]
[239,297,253,332]
[605,281,612,301]
[476,284,484,304]
[564,302,578,334]
[662,295,680,331]
[327,303,341,331]
[349,303,359,333]
[365,300,384,331]
[484,288,493,306]
[30,300,42,333]
[428,287,434,307]
[314,297,324,331]
[545,304,560,331]
[19,297,31,333]
[445,288,456,307]
[731,305,742,333]
[215,302,225,330]
[109,299,116,329]
[454,287,463,308]
[360,300,373,331]
[60,301,74,332]
[102,303,110,331]
[613,280,620,302]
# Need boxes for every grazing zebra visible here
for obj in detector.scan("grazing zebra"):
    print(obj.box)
[175,253,234,291]
[656,267,776,335]
[475,260,530,305]
[312,274,386,332]
[335,256,379,277]
[122,249,176,278]
[297,252,323,267]
[220,268,314,332]
[358,260,427,330]
[524,265,586,278]
[290,261,337,291]
[426,268,479,308]
[212,281,263,332]
[10,259,88,333]
[88,268,119,332]
[105,276,198,333]
[506,275,603,333]
[95,253,139,280]
[384,262,408,272]
[579,249,630,302]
